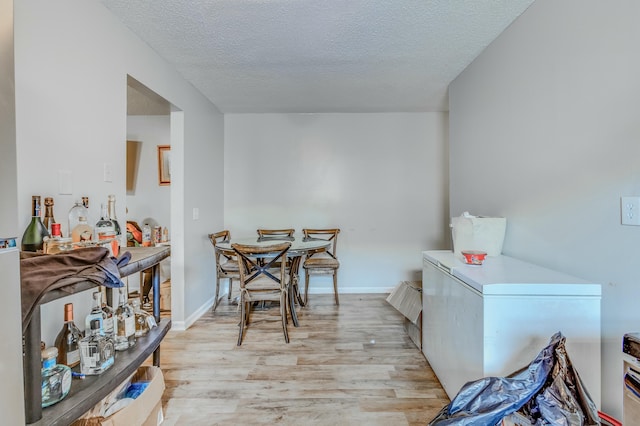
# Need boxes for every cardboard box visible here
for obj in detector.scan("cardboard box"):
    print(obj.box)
[72,366,165,426]
[160,280,171,311]
[386,281,422,349]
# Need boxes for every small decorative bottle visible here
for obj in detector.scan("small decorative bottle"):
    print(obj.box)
[54,303,83,368]
[43,197,56,236]
[21,195,50,252]
[41,346,72,407]
[85,291,105,337]
[95,203,118,256]
[131,298,157,337]
[114,288,136,351]
[79,319,115,375]
[141,223,152,247]
[107,194,122,246]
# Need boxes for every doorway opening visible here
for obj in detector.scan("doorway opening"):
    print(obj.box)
[125,75,174,319]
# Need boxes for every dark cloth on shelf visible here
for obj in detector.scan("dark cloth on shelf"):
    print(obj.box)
[20,247,128,333]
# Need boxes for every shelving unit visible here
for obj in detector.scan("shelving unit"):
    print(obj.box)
[23,246,171,425]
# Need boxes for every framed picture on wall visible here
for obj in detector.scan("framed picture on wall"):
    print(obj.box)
[158,145,171,185]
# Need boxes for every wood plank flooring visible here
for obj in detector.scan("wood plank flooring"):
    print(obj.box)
[157,293,450,425]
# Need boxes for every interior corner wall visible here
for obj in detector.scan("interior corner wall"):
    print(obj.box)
[14,0,224,338]
[224,112,450,292]
[449,0,640,418]
[0,0,26,422]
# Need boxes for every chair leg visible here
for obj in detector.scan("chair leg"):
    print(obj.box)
[304,269,310,305]
[281,293,289,343]
[227,278,233,299]
[333,272,339,305]
[213,276,221,311]
[237,300,247,346]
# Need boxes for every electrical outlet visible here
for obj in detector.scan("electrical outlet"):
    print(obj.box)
[193,207,199,220]
[621,196,640,226]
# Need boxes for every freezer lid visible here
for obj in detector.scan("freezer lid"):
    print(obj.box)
[423,250,461,272]
[423,250,601,296]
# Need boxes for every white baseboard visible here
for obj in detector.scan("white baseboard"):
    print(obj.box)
[170,295,215,331]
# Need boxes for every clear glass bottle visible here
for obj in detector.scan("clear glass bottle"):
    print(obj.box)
[107,194,122,244]
[101,295,115,339]
[68,199,91,241]
[41,346,72,407]
[43,197,56,236]
[85,291,105,337]
[131,298,157,337]
[95,203,118,256]
[114,288,136,351]
[142,223,152,247]
[21,195,50,252]
[79,318,115,375]
[54,303,83,368]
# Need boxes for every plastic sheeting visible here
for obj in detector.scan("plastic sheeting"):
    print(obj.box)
[429,332,600,426]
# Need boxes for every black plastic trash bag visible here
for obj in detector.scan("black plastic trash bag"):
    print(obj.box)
[429,332,600,426]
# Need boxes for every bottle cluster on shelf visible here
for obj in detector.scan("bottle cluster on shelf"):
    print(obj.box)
[21,195,122,256]
[43,289,157,408]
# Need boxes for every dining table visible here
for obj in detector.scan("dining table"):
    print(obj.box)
[214,237,331,326]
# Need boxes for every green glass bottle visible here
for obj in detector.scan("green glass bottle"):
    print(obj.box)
[21,195,50,252]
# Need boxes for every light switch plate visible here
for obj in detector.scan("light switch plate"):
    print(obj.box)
[103,163,113,182]
[58,170,72,194]
[621,196,640,226]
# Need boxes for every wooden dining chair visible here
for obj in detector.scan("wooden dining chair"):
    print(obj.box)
[302,228,341,305]
[256,228,295,241]
[208,230,240,311]
[257,228,295,270]
[232,241,292,345]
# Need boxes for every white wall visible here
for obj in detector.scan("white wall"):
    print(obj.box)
[225,113,449,292]
[449,0,640,418]
[14,0,224,344]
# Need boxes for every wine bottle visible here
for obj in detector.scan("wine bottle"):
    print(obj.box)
[54,303,82,368]
[95,203,118,256]
[43,197,56,236]
[21,195,50,252]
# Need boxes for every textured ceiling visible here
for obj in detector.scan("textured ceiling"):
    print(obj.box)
[102,0,534,114]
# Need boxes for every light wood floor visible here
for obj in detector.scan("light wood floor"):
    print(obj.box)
[157,293,450,425]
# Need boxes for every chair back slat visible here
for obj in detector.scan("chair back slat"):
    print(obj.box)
[303,228,340,257]
[257,228,295,241]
